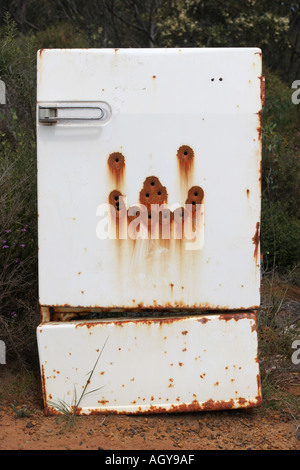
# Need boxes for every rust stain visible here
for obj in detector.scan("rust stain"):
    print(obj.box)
[256,374,262,396]
[185,186,204,209]
[41,365,47,405]
[107,152,125,187]
[138,176,168,231]
[173,206,186,232]
[177,145,194,185]
[139,176,168,207]
[108,152,125,170]
[252,222,260,261]
[256,110,262,141]
[44,406,61,417]
[127,205,144,234]
[181,330,188,335]
[260,75,265,107]
[197,317,210,324]
[108,189,126,219]
[39,49,45,57]
[43,393,261,415]
[219,312,256,322]
[259,160,262,183]
[246,189,250,198]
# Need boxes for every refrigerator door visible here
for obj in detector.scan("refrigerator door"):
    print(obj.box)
[37,48,262,311]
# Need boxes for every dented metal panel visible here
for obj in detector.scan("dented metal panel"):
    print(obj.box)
[37,312,261,415]
[37,48,262,311]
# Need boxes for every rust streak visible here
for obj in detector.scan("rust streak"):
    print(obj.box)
[256,110,262,141]
[107,152,125,187]
[259,75,265,107]
[252,221,260,261]
[219,312,256,322]
[177,145,194,188]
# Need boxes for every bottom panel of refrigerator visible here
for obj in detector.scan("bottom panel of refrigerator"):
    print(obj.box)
[37,312,262,415]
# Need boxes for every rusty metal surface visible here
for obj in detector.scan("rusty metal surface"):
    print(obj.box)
[37,312,261,415]
[37,48,262,311]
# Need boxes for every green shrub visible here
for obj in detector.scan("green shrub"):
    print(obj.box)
[0,15,39,368]
[261,198,300,271]
[261,69,300,272]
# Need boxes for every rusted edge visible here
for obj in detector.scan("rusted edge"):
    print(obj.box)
[219,312,256,322]
[260,75,265,107]
[252,221,260,261]
[43,396,262,416]
[40,306,51,323]
[256,110,262,141]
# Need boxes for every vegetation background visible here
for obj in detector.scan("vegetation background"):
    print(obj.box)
[0,0,299,382]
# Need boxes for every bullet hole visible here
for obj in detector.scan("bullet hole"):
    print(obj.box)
[177,145,194,164]
[173,207,186,225]
[107,152,125,171]
[185,186,204,211]
[108,189,126,217]
[139,176,167,206]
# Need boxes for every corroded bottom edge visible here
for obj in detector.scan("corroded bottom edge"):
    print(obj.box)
[43,396,262,416]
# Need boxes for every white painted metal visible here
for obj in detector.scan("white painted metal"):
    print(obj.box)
[37,48,262,310]
[37,313,261,415]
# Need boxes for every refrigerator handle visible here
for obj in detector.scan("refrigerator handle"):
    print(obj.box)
[38,105,105,123]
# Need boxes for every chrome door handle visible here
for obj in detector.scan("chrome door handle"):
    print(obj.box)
[39,105,104,123]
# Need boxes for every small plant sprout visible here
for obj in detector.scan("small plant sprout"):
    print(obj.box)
[48,336,109,418]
